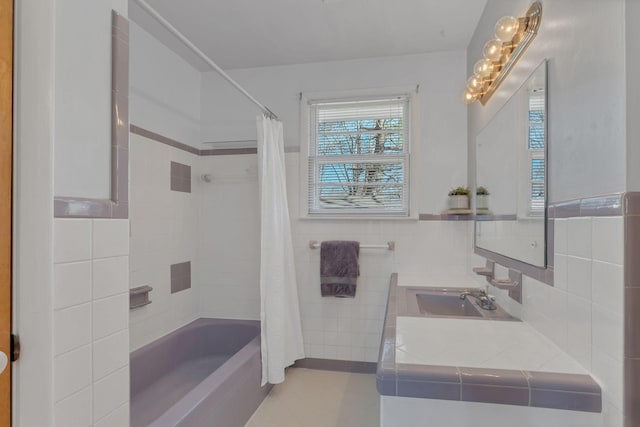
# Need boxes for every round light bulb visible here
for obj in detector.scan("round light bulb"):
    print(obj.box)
[463,89,476,104]
[467,75,483,93]
[483,39,503,62]
[495,16,519,42]
[473,58,493,78]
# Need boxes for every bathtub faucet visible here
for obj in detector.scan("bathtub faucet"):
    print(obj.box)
[460,287,496,311]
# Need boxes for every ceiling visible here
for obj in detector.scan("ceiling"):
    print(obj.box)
[130,0,488,71]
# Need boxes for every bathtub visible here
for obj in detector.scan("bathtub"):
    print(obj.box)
[130,318,272,427]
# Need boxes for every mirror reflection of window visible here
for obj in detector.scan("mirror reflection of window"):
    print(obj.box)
[528,88,545,216]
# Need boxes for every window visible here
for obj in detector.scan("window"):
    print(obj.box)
[528,88,545,216]
[306,96,410,216]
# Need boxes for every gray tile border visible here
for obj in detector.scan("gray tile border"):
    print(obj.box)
[200,148,257,156]
[130,125,200,155]
[551,200,581,218]
[580,194,624,217]
[397,364,459,383]
[530,389,602,413]
[459,367,528,387]
[546,217,554,267]
[377,273,602,412]
[419,213,475,221]
[625,214,640,288]
[624,358,640,425]
[549,193,624,219]
[526,371,601,394]
[398,379,461,400]
[54,197,113,218]
[624,192,640,216]
[131,126,301,157]
[461,384,529,406]
[55,11,129,219]
[625,287,640,359]
[292,358,377,374]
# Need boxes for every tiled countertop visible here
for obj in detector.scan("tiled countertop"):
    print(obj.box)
[376,274,602,413]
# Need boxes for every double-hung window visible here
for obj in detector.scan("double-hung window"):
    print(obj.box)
[306,96,410,216]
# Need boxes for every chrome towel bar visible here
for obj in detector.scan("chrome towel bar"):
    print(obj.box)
[308,240,395,251]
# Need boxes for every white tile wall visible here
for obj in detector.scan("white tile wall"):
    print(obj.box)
[53,218,130,426]
[129,134,200,350]
[93,366,129,423]
[54,388,92,427]
[54,261,92,309]
[491,215,624,425]
[194,152,475,363]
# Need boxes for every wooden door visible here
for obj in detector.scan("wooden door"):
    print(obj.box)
[0,0,12,425]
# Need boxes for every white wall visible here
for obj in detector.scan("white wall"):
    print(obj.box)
[467,0,626,203]
[130,22,202,148]
[626,0,640,191]
[53,0,127,199]
[202,51,469,214]
[13,0,56,424]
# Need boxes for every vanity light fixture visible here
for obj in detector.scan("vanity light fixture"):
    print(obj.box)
[464,2,542,105]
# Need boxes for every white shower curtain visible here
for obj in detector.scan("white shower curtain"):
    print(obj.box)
[257,115,305,385]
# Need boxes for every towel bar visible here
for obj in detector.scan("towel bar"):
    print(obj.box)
[309,240,395,251]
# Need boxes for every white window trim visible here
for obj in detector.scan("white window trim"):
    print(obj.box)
[299,87,420,220]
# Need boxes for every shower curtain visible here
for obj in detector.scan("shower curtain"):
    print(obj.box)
[257,115,305,385]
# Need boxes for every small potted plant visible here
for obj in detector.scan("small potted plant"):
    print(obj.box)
[476,186,490,211]
[448,186,470,210]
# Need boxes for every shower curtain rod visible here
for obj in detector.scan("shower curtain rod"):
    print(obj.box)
[132,0,278,120]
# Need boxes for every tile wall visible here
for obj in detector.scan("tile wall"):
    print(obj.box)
[197,154,261,320]
[129,134,200,351]
[53,218,130,427]
[477,215,624,426]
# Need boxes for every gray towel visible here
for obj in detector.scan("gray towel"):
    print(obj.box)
[320,241,360,298]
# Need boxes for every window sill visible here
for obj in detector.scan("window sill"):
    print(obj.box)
[298,214,419,221]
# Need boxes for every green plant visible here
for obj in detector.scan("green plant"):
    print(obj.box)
[448,186,470,196]
[476,186,490,195]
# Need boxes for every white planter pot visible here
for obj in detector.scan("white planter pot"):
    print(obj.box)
[448,195,469,210]
[476,195,490,210]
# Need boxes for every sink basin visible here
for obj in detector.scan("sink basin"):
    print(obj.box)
[415,292,482,317]
[401,287,518,321]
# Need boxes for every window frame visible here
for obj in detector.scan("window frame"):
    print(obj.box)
[299,88,419,219]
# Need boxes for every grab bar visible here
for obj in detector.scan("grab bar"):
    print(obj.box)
[308,240,395,251]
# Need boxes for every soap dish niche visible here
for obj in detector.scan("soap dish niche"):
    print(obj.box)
[130,285,153,309]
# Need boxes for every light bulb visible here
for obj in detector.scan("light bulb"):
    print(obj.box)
[463,89,476,104]
[467,75,483,93]
[473,58,493,78]
[483,39,503,62]
[495,16,519,42]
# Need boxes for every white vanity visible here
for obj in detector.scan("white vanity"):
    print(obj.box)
[376,274,603,427]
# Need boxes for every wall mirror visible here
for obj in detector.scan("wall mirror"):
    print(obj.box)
[475,60,547,267]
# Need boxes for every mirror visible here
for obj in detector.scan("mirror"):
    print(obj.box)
[475,60,547,267]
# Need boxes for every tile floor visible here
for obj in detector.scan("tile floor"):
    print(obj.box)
[245,368,380,427]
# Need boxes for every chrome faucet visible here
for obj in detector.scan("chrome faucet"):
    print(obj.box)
[460,287,497,311]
